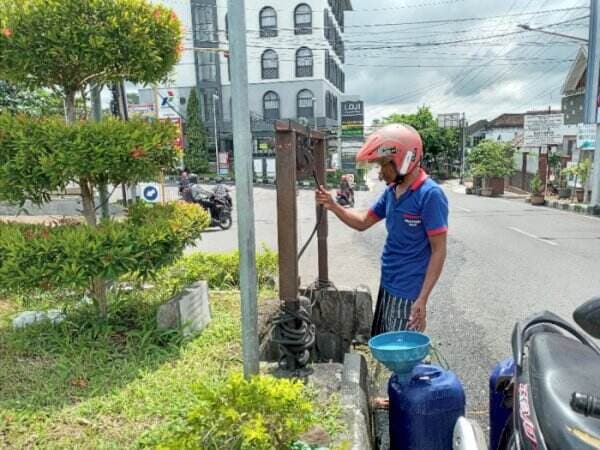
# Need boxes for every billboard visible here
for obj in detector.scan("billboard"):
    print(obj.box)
[562,94,584,125]
[577,123,596,150]
[437,113,461,128]
[523,114,564,147]
[341,101,364,138]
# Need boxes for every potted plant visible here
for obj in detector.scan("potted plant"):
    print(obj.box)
[467,140,514,197]
[529,175,545,205]
[562,159,591,203]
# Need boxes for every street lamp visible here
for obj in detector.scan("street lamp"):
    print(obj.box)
[213,93,220,175]
[517,23,589,44]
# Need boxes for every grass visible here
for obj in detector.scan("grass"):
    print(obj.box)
[0,251,343,449]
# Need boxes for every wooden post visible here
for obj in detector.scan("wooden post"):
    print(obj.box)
[313,133,328,285]
[275,127,299,306]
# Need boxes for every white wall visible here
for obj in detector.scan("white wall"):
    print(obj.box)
[216,0,343,89]
[148,0,197,89]
[485,126,521,143]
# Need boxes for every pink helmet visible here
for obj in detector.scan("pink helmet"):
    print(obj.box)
[356,124,423,176]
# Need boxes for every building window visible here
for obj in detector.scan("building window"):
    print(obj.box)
[260,7,277,38]
[294,4,312,34]
[263,91,280,120]
[193,4,216,43]
[261,49,279,79]
[295,47,313,77]
[297,89,314,119]
[198,51,217,82]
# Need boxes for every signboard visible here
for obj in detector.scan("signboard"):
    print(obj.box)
[128,103,155,119]
[139,183,161,203]
[437,113,461,128]
[577,123,596,150]
[341,101,364,138]
[523,114,564,147]
[341,151,357,171]
[157,89,180,119]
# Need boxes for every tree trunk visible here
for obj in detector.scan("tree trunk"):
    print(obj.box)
[64,91,77,124]
[80,179,109,318]
[92,278,108,318]
[80,178,97,227]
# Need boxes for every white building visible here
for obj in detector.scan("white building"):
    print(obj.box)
[140,0,352,176]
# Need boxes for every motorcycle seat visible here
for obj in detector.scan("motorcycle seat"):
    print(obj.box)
[529,332,600,449]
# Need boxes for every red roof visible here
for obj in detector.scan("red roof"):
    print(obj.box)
[489,113,524,128]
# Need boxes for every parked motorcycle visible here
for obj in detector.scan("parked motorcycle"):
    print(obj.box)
[454,297,600,450]
[183,183,233,230]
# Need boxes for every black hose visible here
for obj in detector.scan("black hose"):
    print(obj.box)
[297,170,325,261]
[271,301,316,371]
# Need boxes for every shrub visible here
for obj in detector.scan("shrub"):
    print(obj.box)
[467,140,514,179]
[156,247,278,293]
[160,373,315,450]
[530,175,543,194]
[0,202,210,311]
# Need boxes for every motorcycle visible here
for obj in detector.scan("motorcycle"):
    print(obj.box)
[336,189,354,208]
[454,297,600,450]
[183,183,233,230]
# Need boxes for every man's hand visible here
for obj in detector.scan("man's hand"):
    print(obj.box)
[316,186,336,210]
[408,298,427,332]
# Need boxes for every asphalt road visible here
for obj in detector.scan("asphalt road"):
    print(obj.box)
[193,173,600,435]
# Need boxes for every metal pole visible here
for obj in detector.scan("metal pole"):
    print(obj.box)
[228,0,259,377]
[459,113,467,185]
[590,0,600,206]
[213,94,220,175]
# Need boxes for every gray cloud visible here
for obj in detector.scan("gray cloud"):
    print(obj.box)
[345,0,586,124]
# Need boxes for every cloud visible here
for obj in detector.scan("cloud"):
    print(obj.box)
[345,0,585,124]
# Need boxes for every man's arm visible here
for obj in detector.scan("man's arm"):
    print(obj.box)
[316,186,380,231]
[408,232,447,331]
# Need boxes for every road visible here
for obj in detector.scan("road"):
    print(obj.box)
[193,172,600,434]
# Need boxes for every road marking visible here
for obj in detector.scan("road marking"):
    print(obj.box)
[456,206,472,212]
[508,227,559,246]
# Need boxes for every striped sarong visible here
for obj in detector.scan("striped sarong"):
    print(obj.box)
[371,287,414,337]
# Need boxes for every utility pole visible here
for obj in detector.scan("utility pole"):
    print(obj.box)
[589,0,600,206]
[459,113,467,185]
[228,0,259,377]
[213,93,220,174]
[91,85,111,218]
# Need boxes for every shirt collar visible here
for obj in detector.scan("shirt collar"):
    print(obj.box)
[410,169,428,191]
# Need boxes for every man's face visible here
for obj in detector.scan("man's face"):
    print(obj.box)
[377,159,397,185]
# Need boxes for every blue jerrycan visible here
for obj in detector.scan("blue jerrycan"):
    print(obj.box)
[388,364,466,450]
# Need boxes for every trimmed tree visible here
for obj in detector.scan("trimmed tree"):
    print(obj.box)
[0,0,182,123]
[467,140,514,183]
[0,1,209,317]
[184,89,209,174]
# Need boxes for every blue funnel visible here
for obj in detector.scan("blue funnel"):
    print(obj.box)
[369,331,431,381]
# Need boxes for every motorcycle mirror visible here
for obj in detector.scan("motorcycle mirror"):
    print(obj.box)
[574,297,600,339]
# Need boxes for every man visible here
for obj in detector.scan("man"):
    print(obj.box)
[316,124,448,334]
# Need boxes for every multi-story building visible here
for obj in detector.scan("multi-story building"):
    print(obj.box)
[140,0,352,176]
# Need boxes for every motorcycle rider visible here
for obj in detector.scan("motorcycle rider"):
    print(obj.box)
[316,124,448,335]
[339,175,354,205]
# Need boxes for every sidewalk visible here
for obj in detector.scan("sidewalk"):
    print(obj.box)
[445,179,600,217]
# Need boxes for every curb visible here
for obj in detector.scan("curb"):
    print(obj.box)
[336,353,373,450]
[545,200,600,217]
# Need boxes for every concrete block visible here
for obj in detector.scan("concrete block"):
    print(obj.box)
[13,310,65,329]
[310,286,373,362]
[157,281,211,337]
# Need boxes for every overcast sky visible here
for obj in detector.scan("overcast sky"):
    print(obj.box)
[345,0,588,125]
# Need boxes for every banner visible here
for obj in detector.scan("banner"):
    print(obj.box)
[341,101,364,138]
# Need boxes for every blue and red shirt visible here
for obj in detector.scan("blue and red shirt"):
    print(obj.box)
[368,169,449,300]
